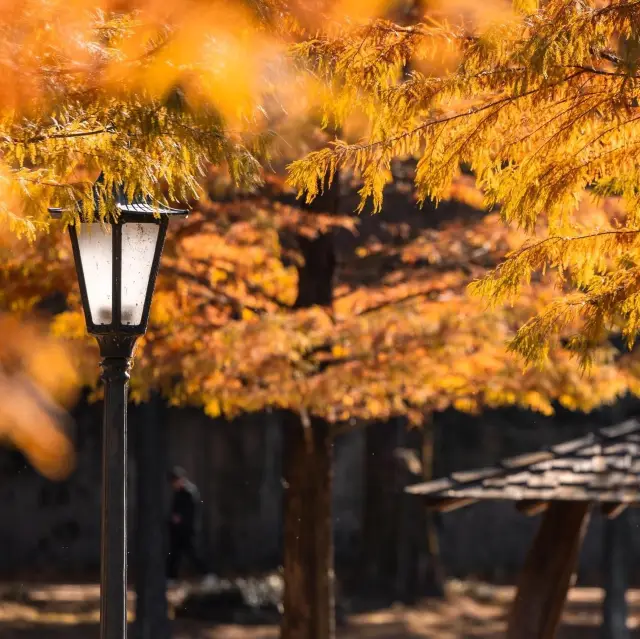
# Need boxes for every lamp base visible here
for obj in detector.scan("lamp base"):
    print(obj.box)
[96,334,139,359]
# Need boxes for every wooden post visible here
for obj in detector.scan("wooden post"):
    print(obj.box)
[601,510,630,639]
[420,420,445,597]
[506,501,591,639]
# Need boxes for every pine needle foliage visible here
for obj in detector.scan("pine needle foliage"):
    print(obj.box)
[287,0,640,363]
[5,180,636,425]
[0,0,287,238]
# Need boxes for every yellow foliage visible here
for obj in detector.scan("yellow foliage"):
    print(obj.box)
[204,398,222,418]
[287,0,640,365]
[51,311,89,341]
[453,397,477,413]
[428,0,521,33]
[0,316,78,480]
[0,0,409,237]
[331,344,348,358]
[97,187,633,425]
[330,0,398,25]
[1,0,637,430]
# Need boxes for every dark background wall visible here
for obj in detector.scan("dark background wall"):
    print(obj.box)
[0,396,638,587]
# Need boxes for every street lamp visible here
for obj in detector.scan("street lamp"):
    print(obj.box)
[50,187,186,639]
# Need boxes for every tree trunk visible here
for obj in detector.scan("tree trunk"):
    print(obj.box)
[134,393,170,639]
[281,414,335,639]
[280,173,339,639]
[601,511,630,639]
[507,501,591,639]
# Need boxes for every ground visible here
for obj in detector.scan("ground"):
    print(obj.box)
[0,581,637,638]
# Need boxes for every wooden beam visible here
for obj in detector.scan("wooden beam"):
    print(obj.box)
[602,511,630,639]
[428,497,477,513]
[516,500,549,517]
[506,501,591,639]
[602,503,628,520]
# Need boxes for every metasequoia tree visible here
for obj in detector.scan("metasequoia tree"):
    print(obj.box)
[0,0,401,237]
[288,0,640,364]
[11,174,638,638]
[0,4,397,636]
[7,2,640,638]
[128,179,640,638]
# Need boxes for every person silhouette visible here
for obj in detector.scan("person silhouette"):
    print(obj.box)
[166,466,210,586]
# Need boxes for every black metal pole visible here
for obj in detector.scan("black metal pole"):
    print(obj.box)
[100,354,132,639]
[134,392,171,639]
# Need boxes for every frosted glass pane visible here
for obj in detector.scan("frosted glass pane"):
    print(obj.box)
[121,223,159,325]
[77,223,113,325]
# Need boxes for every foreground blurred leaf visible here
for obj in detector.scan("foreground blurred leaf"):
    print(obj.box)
[0,315,78,480]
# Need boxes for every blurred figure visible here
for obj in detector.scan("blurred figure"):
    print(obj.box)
[167,466,212,587]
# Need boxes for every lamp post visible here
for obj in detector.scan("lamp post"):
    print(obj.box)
[50,188,186,639]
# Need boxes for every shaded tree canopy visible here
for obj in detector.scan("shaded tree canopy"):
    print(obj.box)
[6,173,637,426]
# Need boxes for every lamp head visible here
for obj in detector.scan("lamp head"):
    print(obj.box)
[49,183,187,353]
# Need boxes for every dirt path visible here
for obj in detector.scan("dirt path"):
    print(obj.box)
[0,581,637,638]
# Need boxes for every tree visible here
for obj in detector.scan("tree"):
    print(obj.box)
[287,0,640,367]
[0,3,389,636]
[12,172,639,639]
[5,2,640,638]
[0,0,404,238]
[145,176,639,639]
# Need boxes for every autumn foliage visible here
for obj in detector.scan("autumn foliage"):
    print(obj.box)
[287,0,640,367]
[0,313,78,480]
[1,0,640,466]
[4,172,634,429]
[0,0,401,239]
[0,0,398,471]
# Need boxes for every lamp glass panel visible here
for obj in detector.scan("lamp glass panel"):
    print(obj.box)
[76,223,113,325]
[120,222,160,325]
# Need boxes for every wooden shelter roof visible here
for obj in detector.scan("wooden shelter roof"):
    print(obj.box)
[407,419,640,513]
